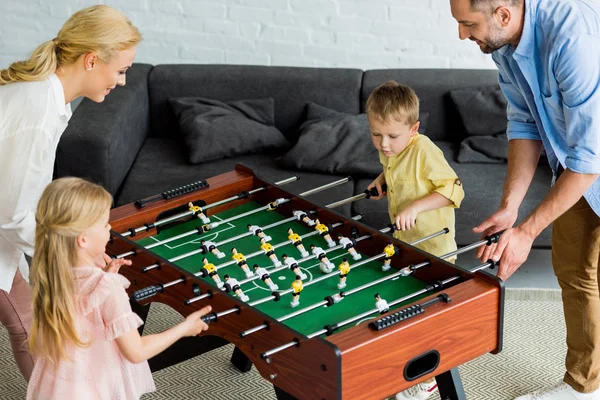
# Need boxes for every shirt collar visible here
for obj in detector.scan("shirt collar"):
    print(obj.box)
[48,73,72,120]
[514,0,536,57]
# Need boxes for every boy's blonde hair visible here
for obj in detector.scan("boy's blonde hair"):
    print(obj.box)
[0,5,141,85]
[29,177,112,363]
[366,81,420,126]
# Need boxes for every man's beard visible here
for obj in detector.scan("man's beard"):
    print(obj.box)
[477,25,509,54]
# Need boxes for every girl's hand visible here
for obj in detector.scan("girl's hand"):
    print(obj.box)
[181,306,213,336]
[367,172,387,200]
[103,256,132,274]
[395,206,419,231]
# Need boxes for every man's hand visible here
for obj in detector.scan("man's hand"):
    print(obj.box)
[473,207,518,262]
[491,227,534,280]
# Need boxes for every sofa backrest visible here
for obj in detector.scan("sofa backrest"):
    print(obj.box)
[148,64,363,143]
[362,69,499,142]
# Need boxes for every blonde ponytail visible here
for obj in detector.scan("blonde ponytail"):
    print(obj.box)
[0,5,141,85]
[29,177,113,363]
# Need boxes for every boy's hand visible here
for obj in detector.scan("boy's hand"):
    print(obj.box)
[395,206,419,231]
[181,306,212,336]
[103,255,132,274]
[368,173,387,200]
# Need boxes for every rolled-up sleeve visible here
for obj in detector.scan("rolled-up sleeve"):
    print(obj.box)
[493,55,541,142]
[555,34,600,174]
[422,147,465,208]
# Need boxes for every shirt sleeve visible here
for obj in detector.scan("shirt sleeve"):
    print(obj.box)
[99,274,144,341]
[554,34,600,174]
[421,145,465,208]
[492,54,541,142]
[0,126,55,257]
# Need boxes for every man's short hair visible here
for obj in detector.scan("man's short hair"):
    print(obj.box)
[365,81,419,126]
[470,0,521,13]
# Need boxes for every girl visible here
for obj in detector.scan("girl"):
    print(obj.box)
[27,177,212,399]
[0,5,140,380]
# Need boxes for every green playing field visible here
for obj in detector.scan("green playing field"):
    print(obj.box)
[136,201,428,336]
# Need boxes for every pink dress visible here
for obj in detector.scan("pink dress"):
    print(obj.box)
[27,266,156,400]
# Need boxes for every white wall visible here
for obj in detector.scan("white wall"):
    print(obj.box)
[0,0,496,70]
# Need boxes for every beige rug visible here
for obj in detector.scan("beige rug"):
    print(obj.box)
[0,289,566,400]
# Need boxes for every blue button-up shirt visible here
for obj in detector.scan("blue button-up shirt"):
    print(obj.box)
[492,0,600,217]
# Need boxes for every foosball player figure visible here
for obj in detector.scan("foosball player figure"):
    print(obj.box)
[310,244,335,273]
[231,247,253,278]
[282,254,307,280]
[223,275,249,302]
[287,228,309,258]
[382,241,395,272]
[201,258,224,288]
[293,209,316,226]
[337,258,351,289]
[290,275,303,308]
[200,239,225,259]
[260,237,281,267]
[314,219,336,248]
[253,264,279,291]
[337,234,362,261]
[267,197,286,211]
[247,224,272,242]
[374,293,389,314]
[188,201,210,224]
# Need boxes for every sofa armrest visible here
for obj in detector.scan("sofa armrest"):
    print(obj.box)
[55,63,154,196]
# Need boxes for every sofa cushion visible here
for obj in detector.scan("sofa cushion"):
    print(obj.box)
[448,85,507,137]
[148,65,363,143]
[169,97,288,164]
[277,103,430,177]
[116,138,354,217]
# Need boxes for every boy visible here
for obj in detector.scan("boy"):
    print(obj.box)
[367,81,464,400]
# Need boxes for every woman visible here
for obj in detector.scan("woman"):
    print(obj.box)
[0,5,141,381]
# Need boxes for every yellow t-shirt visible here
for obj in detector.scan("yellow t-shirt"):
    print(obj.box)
[261,243,274,253]
[338,262,350,275]
[291,280,303,293]
[380,133,465,259]
[203,263,216,273]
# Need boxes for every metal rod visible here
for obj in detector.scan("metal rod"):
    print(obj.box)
[299,177,351,197]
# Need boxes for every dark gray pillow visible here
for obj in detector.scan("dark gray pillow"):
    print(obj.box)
[169,97,289,164]
[276,103,429,176]
[449,85,507,137]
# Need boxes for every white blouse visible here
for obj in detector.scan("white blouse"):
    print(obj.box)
[0,74,72,292]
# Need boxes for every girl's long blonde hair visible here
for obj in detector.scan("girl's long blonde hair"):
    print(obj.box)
[29,177,112,363]
[0,5,141,85]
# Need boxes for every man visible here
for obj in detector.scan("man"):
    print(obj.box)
[449,0,600,399]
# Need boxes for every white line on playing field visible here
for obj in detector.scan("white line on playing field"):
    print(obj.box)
[147,215,235,250]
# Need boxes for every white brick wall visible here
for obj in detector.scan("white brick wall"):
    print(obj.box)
[0,0,496,70]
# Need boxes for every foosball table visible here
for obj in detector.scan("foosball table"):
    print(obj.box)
[107,164,504,400]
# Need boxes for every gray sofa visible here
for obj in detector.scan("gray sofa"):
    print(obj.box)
[55,64,552,248]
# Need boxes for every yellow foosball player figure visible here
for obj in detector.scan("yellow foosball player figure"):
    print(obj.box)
[314,219,336,248]
[252,264,279,291]
[231,247,253,278]
[382,241,395,272]
[293,209,315,226]
[201,258,223,288]
[223,275,250,302]
[290,275,303,308]
[337,258,351,289]
[200,239,225,259]
[260,237,281,267]
[337,234,362,261]
[374,293,389,315]
[310,244,335,273]
[282,254,307,280]
[287,228,310,258]
[188,201,210,224]
[247,224,272,242]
